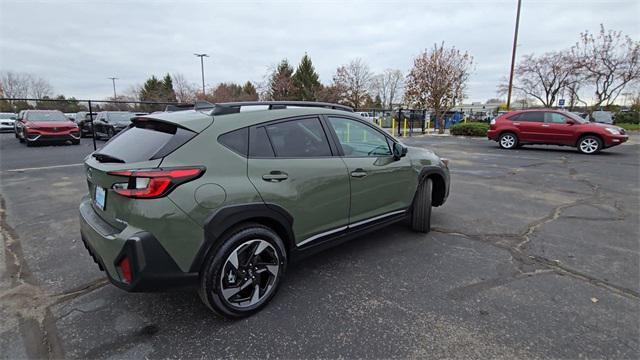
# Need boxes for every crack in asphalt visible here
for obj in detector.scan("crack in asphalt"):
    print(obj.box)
[432,183,639,301]
[0,194,109,359]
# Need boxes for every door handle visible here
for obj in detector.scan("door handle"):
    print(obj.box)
[262,171,288,182]
[541,124,550,127]
[350,168,367,178]
[513,122,521,125]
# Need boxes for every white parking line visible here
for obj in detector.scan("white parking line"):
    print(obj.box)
[4,163,84,172]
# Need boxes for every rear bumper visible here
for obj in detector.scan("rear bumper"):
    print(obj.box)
[79,197,198,292]
[487,129,499,141]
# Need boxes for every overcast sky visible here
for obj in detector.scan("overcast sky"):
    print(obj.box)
[1,0,638,102]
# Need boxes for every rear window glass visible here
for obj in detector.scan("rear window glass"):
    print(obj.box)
[26,111,67,122]
[249,127,275,158]
[264,118,331,158]
[95,121,195,163]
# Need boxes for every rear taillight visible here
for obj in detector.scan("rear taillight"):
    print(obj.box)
[117,256,132,284]
[108,167,205,199]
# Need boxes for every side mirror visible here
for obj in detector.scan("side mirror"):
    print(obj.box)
[566,119,576,125]
[393,142,408,160]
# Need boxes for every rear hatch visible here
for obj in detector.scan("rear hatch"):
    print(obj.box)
[84,115,209,230]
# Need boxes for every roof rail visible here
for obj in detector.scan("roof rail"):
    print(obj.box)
[197,101,353,115]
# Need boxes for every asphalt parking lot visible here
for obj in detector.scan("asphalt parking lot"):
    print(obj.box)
[1,132,638,359]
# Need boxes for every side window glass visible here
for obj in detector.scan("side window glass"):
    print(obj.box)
[328,117,392,157]
[545,112,567,124]
[517,112,544,122]
[264,118,331,158]
[249,127,275,158]
[219,127,248,156]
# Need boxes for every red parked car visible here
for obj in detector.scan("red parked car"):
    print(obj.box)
[16,110,81,147]
[487,109,628,154]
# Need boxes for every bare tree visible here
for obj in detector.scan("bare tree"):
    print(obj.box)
[333,58,373,109]
[372,69,404,109]
[30,76,53,99]
[405,43,473,134]
[571,24,640,107]
[0,71,32,99]
[498,51,578,108]
[171,73,197,103]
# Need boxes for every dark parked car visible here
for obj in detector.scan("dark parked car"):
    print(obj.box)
[79,101,450,318]
[16,110,80,146]
[487,109,628,154]
[75,112,98,137]
[93,111,134,140]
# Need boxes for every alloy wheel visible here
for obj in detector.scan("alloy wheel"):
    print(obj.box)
[580,138,599,154]
[219,239,280,309]
[500,134,516,148]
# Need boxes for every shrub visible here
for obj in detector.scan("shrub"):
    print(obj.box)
[449,122,489,136]
[614,111,639,124]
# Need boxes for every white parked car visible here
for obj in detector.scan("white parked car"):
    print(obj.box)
[591,111,613,124]
[0,112,17,132]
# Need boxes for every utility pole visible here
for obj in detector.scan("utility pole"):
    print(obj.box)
[194,53,209,95]
[108,77,118,99]
[506,0,522,110]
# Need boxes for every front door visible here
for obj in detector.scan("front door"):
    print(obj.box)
[325,116,416,225]
[542,112,577,145]
[247,117,350,246]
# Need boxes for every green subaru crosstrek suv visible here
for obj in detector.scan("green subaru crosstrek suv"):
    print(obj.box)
[79,101,450,317]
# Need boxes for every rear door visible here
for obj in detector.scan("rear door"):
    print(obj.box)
[325,116,416,225]
[512,111,545,142]
[247,117,350,246]
[542,112,576,145]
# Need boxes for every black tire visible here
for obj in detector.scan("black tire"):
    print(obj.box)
[199,223,287,318]
[19,136,24,143]
[26,140,34,147]
[498,132,518,149]
[72,139,80,145]
[107,128,114,139]
[411,178,433,233]
[577,135,602,154]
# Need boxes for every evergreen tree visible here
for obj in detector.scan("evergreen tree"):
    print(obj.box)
[162,73,177,102]
[292,54,321,101]
[268,59,295,100]
[242,81,258,101]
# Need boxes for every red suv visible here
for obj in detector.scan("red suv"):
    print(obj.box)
[487,109,628,154]
[16,110,81,146]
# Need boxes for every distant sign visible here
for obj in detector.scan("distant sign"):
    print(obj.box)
[558,99,565,106]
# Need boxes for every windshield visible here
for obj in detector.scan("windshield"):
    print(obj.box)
[108,112,134,124]
[565,112,588,124]
[26,111,68,122]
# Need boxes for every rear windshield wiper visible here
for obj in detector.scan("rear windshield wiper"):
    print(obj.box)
[92,152,125,163]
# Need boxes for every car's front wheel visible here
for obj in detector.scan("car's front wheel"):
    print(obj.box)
[411,178,433,233]
[577,135,602,154]
[199,223,287,318]
[499,132,518,149]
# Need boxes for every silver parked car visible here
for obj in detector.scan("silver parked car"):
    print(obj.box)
[0,112,17,132]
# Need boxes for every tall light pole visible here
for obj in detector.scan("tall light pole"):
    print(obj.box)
[108,76,118,99]
[506,0,522,110]
[194,53,209,95]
